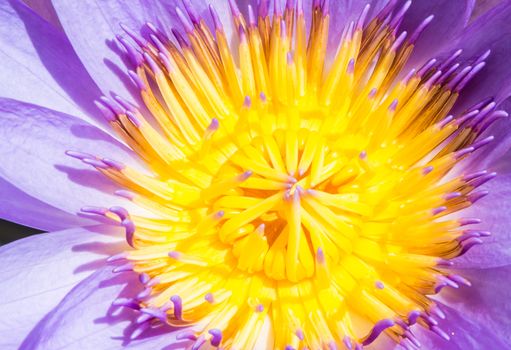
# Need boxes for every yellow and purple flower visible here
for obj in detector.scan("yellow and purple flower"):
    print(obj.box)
[1,0,511,349]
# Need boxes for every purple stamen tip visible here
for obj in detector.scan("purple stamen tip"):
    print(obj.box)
[208,118,220,131]
[135,288,151,301]
[209,329,223,347]
[357,4,371,30]
[470,172,497,187]
[65,150,95,160]
[99,96,124,115]
[362,319,395,345]
[432,206,447,216]
[205,292,214,303]
[228,0,241,17]
[444,192,461,200]
[128,70,147,91]
[316,247,326,264]
[328,341,338,350]
[359,150,367,159]
[239,170,253,180]
[94,100,117,122]
[139,273,150,284]
[102,158,126,171]
[463,170,487,182]
[368,88,378,98]
[248,5,257,26]
[287,51,294,65]
[459,218,482,226]
[176,6,194,33]
[177,330,198,341]
[182,0,199,24]
[109,206,129,220]
[192,335,206,350]
[209,5,223,31]
[295,329,305,340]
[172,29,189,49]
[454,147,474,159]
[112,297,140,310]
[243,95,251,107]
[437,258,453,267]
[449,274,472,287]
[171,295,183,320]
[143,52,161,74]
[259,0,269,17]
[460,237,484,255]
[115,189,135,200]
[347,59,355,74]
[169,251,181,259]
[255,304,264,312]
[468,190,489,203]
[83,158,109,169]
[422,166,434,175]
[343,336,353,350]
[107,252,128,263]
[260,92,267,102]
[215,210,225,219]
[122,219,136,247]
[126,111,142,128]
[391,31,407,52]
[119,23,146,47]
[81,206,108,216]
[112,263,134,273]
[408,310,421,325]
[472,136,495,150]
[117,36,144,66]
[375,281,385,289]
[431,326,450,341]
[130,323,150,340]
[389,99,398,111]
[410,15,434,43]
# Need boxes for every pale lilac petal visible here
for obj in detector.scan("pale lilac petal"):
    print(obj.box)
[0,225,125,349]
[0,176,92,231]
[50,0,226,104]
[0,98,148,217]
[0,0,107,129]
[454,173,511,269]
[20,266,192,350]
[401,0,474,66]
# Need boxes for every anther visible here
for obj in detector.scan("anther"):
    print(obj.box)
[209,328,223,347]
[171,295,183,320]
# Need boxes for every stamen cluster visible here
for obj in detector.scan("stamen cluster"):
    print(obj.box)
[68,0,504,349]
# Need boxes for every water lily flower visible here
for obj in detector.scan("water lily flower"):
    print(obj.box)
[1,0,511,349]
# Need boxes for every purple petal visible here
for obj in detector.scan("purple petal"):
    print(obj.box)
[454,173,511,269]
[0,176,92,231]
[0,225,125,349]
[414,302,510,349]
[418,265,511,349]
[0,1,107,129]
[20,266,192,350]
[401,0,475,66]
[0,98,147,217]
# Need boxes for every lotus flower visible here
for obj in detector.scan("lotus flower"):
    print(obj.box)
[1,0,511,349]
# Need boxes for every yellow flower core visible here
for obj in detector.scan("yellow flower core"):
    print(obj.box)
[77,1,500,349]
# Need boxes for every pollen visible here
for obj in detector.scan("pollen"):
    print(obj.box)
[69,0,505,349]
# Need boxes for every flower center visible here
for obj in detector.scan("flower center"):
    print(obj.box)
[69,0,504,349]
